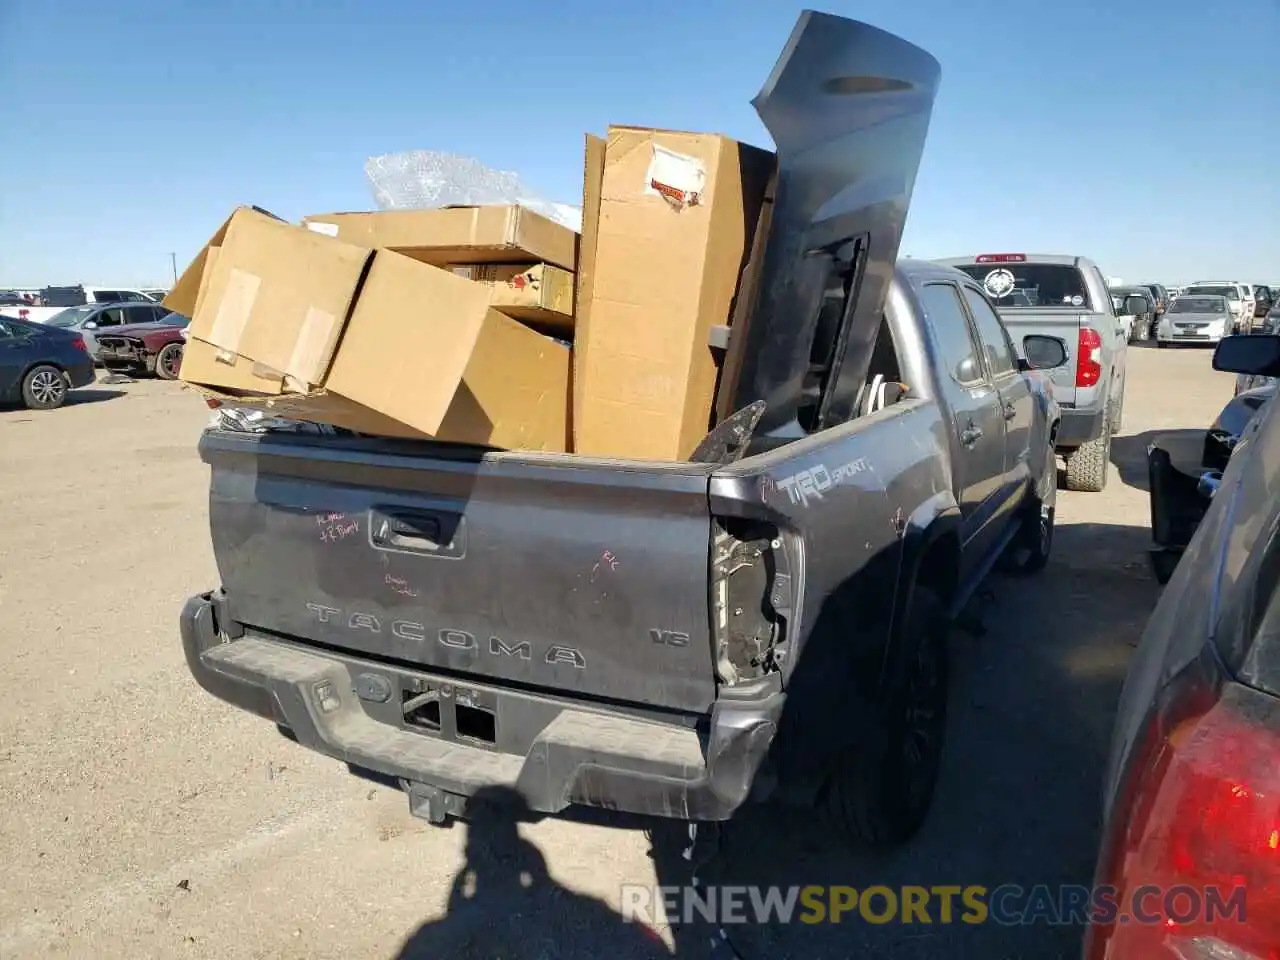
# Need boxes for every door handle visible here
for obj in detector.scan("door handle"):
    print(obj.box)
[960,423,984,447]
[1003,401,1017,421]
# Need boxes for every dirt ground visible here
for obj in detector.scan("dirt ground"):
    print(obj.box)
[0,346,1236,959]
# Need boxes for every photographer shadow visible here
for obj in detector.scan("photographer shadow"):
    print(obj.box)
[394,786,677,959]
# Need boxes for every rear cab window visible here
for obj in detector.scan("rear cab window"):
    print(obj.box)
[952,259,1094,311]
[1185,285,1240,302]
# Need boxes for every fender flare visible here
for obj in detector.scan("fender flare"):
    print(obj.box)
[875,491,961,691]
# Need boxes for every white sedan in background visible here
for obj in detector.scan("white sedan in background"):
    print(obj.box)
[1156,294,1234,346]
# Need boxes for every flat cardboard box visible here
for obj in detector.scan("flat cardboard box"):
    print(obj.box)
[176,225,571,450]
[449,263,574,334]
[301,206,577,272]
[573,128,775,460]
[572,134,607,436]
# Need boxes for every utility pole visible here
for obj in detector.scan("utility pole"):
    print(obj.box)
[169,252,178,286]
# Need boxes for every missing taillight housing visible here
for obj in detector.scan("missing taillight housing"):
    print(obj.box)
[1077,327,1103,388]
[710,518,793,685]
[1086,673,1280,959]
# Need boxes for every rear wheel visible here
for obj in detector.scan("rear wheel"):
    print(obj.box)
[22,365,68,410]
[155,342,183,381]
[823,584,949,847]
[1064,414,1111,492]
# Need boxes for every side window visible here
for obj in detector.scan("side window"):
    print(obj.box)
[97,308,126,327]
[124,305,159,324]
[920,282,985,386]
[93,290,123,303]
[118,291,148,302]
[0,321,12,339]
[961,287,1018,377]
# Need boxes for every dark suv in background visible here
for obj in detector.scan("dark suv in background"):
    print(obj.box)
[1142,282,1169,322]
[1252,285,1273,318]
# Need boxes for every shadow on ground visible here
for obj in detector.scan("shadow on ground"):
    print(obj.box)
[65,388,127,406]
[1110,428,1207,493]
[392,521,1156,960]
[0,389,126,415]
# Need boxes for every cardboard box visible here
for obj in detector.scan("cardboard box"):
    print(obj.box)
[177,206,373,390]
[301,206,577,272]
[449,263,574,334]
[572,134,607,437]
[573,128,775,460]
[175,210,570,451]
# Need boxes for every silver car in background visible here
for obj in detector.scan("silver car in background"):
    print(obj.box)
[1156,294,1233,346]
[1180,282,1253,332]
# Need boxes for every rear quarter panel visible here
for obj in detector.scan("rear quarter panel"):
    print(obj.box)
[711,400,953,771]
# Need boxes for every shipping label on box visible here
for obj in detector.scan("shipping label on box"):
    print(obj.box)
[449,263,574,333]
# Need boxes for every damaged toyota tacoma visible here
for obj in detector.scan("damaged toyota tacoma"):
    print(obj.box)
[181,11,1067,846]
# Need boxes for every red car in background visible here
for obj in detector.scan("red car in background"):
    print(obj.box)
[96,312,189,379]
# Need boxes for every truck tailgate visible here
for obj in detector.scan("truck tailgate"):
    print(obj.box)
[201,430,720,714]
[994,308,1086,403]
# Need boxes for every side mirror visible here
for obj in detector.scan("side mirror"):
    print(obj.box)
[1021,334,1068,370]
[955,356,982,383]
[83,321,98,330]
[1212,335,1280,376]
[1124,295,1147,316]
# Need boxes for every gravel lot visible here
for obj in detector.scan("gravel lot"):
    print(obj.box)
[0,347,1235,959]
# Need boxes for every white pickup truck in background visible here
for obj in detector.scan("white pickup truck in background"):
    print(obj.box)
[9,285,159,325]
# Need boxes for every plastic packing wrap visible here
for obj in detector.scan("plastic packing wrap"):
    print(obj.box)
[364,150,583,233]
[208,406,345,436]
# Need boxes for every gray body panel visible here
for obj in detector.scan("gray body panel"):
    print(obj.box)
[192,260,1060,815]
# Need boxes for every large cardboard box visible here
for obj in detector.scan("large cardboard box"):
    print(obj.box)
[172,206,371,390]
[301,206,577,272]
[174,208,570,451]
[573,128,775,460]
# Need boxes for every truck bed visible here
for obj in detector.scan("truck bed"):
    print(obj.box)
[201,429,722,715]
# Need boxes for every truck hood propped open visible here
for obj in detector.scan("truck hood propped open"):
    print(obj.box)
[716,11,941,438]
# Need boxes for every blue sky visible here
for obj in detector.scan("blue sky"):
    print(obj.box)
[2,0,1276,288]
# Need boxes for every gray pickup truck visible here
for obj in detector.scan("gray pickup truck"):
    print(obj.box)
[936,254,1142,492]
[180,13,1067,847]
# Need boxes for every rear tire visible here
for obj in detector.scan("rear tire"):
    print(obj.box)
[1064,416,1111,492]
[22,365,68,410]
[155,342,183,381]
[823,584,948,847]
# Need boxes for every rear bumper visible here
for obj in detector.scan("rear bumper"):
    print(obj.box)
[181,592,783,823]
[67,363,96,388]
[1055,405,1106,449]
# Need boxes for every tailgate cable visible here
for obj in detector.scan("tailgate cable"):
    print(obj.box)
[682,822,750,960]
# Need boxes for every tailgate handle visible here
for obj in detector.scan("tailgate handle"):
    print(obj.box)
[369,509,465,558]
